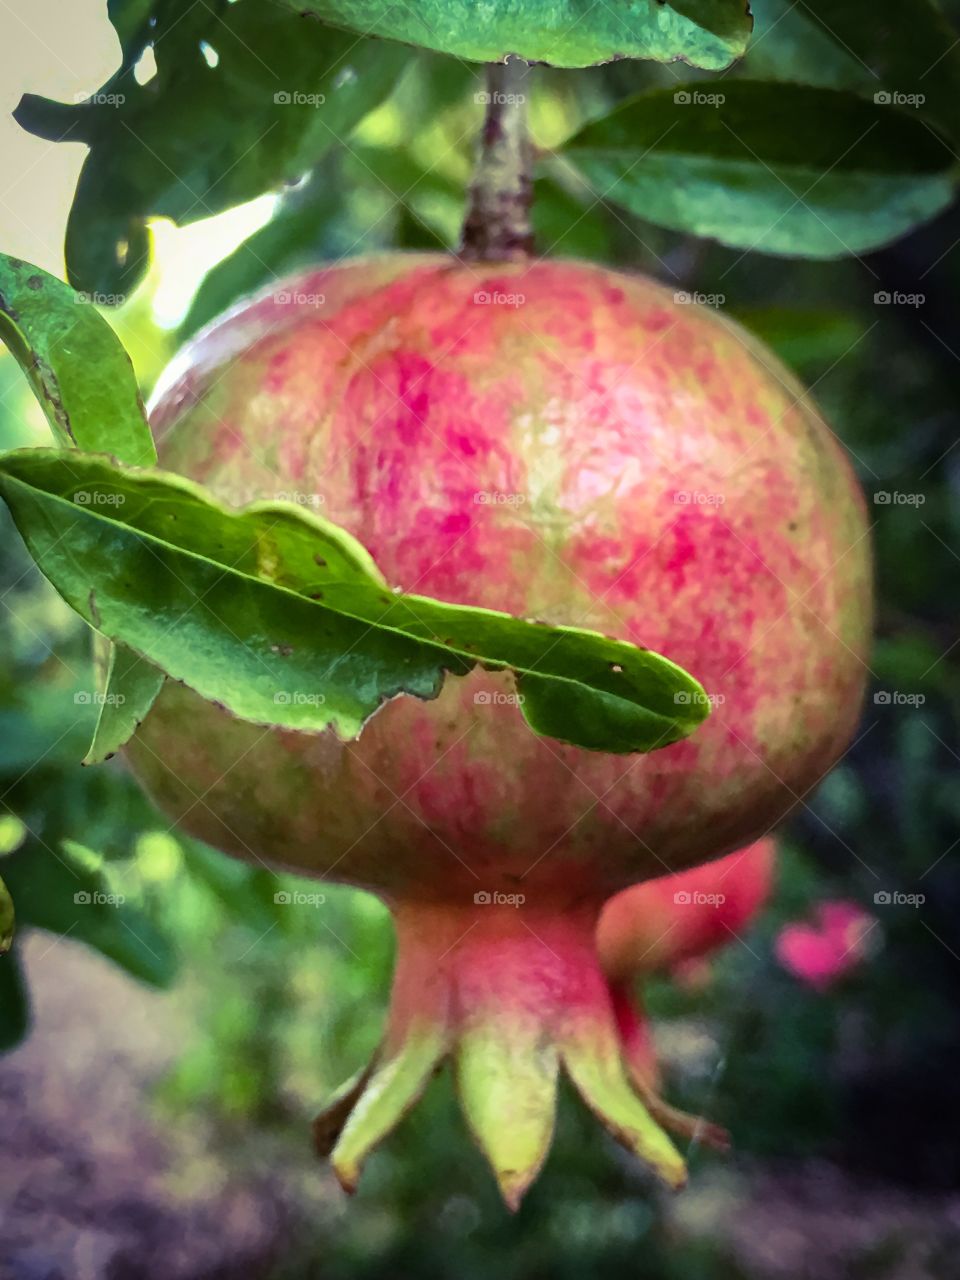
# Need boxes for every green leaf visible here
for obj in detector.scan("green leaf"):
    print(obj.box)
[0,449,709,756]
[276,0,752,70]
[0,947,29,1053]
[84,642,166,766]
[0,873,14,954]
[732,306,864,372]
[740,0,874,92]
[179,161,353,340]
[0,253,163,755]
[0,253,154,466]
[1,838,176,987]
[560,82,958,258]
[14,6,408,297]
[793,0,960,141]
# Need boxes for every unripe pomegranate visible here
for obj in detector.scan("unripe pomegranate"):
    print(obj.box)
[128,254,871,1206]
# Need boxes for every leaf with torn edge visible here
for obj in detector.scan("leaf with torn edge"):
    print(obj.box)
[0,450,710,756]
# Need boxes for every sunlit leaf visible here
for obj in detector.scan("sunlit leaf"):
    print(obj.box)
[14,5,408,297]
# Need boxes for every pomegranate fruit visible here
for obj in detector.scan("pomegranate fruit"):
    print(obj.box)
[127,253,871,1205]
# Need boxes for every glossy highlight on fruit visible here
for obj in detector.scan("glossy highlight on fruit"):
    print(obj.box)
[127,254,872,1205]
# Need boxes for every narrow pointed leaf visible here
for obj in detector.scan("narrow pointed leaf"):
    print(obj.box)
[560,83,957,258]
[0,450,710,755]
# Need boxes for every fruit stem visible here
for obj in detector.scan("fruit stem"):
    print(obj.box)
[460,58,534,262]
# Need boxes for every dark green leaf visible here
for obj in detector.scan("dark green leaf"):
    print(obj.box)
[276,0,752,70]
[14,6,408,297]
[1,838,176,987]
[0,253,154,466]
[793,0,960,141]
[0,450,709,755]
[741,0,874,91]
[732,306,864,372]
[0,947,29,1053]
[0,873,14,953]
[559,82,958,258]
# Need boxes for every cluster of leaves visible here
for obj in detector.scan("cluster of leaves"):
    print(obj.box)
[13,0,960,304]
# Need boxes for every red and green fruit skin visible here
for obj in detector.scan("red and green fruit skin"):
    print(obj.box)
[128,255,872,1204]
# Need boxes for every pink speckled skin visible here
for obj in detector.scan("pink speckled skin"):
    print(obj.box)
[129,254,872,908]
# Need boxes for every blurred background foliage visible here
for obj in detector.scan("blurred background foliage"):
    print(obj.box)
[2,0,960,1276]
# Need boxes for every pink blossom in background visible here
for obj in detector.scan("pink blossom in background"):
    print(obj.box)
[775,900,877,991]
